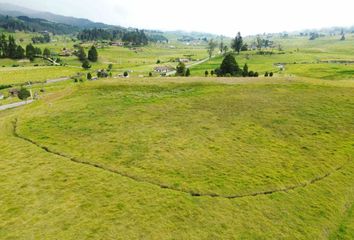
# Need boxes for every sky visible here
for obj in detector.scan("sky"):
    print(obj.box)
[1,0,354,36]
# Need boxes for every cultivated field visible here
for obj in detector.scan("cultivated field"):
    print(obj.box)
[1,77,353,239]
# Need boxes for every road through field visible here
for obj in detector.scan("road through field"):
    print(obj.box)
[0,100,34,111]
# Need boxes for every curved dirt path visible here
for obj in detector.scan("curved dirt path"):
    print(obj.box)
[12,119,347,199]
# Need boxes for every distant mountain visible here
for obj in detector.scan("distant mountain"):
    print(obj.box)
[0,14,80,34]
[0,3,117,29]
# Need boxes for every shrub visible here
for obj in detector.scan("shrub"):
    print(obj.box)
[205,70,209,77]
[149,72,153,77]
[185,68,191,77]
[123,71,129,77]
[87,73,92,80]
[18,88,31,100]
[265,72,269,77]
[175,62,186,76]
[269,72,273,77]
[254,72,259,77]
[219,53,241,76]
[82,60,91,69]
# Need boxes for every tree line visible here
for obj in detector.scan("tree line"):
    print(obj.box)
[0,33,52,61]
[77,28,167,46]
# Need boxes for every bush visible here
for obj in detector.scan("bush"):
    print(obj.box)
[185,68,191,77]
[248,71,254,77]
[210,70,214,76]
[18,88,31,100]
[205,70,209,77]
[149,72,153,77]
[254,72,259,77]
[0,84,12,90]
[265,72,269,77]
[123,71,129,77]
[175,62,186,76]
[87,73,92,80]
[269,72,273,77]
[82,60,91,69]
[156,60,161,64]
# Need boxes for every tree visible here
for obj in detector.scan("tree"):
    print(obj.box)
[269,72,273,77]
[256,36,263,50]
[149,72,153,77]
[205,70,209,77]
[210,70,214,76]
[219,41,224,54]
[241,44,248,51]
[77,46,86,61]
[185,68,191,77]
[107,64,113,71]
[340,34,345,41]
[242,64,248,77]
[87,72,92,80]
[26,43,36,61]
[18,88,31,100]
[82,59,91,69]
[231,32,243,54]
[35,47,42,55]
[218,53,241,76]
[15,45,25,59]
[265,71,269,77]
[176,62,186,76]
[0,34,8,58]
[7,35,17,59]
[88,45,98,62]
[207,39,217,59]
[43,48,51,58]
[123,71,129,77]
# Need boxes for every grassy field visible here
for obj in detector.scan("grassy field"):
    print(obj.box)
[0,30,353,239]
[191,35,354,80]
[0,77,353,239]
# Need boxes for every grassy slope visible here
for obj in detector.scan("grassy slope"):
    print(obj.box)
[1,77,353,239]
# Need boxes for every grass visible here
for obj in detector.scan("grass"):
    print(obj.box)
[0,30,353,238]
[0,77,353,239]
[0,66,84,85]
[191,34,354,80]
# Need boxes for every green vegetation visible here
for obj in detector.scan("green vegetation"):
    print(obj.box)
[192,34,354,79]
[0,19,353,239]
[0,77,353,239]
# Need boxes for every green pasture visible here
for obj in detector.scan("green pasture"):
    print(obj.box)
[0,77,353,239]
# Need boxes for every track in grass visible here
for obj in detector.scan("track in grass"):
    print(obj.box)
[12,119,347,199]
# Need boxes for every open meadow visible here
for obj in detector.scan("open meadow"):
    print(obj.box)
[0,11,354,239]
[0,77,353,239]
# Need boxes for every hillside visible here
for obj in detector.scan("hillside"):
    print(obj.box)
[0,14,79,34]
[0,2,112,29]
